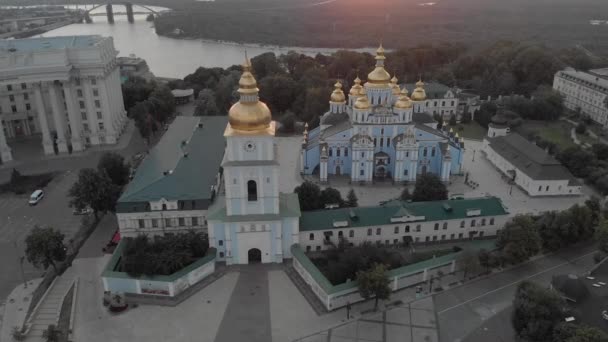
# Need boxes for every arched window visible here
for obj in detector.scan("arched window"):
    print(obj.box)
[434,223,439,230]
[329,148,333,157]
[247,180,258,201]
[309,233,314,240]
[349,230,354,237]
[162,203,167,211]
[345,148,349,157]
[443,222,448,230]
[460,221,465,228]
[490,218,495,225]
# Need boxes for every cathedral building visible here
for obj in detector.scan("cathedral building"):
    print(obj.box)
[301,45,464,183]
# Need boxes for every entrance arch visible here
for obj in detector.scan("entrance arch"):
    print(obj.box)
[248,248,262,263]
[335,165,341,176]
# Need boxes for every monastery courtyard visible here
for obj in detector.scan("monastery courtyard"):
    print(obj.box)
[64,135,591,342]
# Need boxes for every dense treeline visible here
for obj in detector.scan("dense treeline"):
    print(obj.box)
[162,41,600,129]
[151,0,608,56]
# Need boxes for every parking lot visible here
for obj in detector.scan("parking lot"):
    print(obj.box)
[0,170,84,301]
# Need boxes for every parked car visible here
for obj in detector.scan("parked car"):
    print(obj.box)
[72,206,92,215]
[28,189,44,205]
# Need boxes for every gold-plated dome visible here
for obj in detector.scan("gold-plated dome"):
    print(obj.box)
[228,58,272,132]
[349,77,363,96]
[391,76,401,95]
[394,95,413,109]
[330,81,346,103]
[354,88,371,109]
[366,43,391,86]
[411,79,427,101]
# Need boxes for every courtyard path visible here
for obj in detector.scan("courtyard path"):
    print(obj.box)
[214,265,272,342]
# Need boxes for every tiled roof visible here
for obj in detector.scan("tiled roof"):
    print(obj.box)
[299,197,508,231]
[486,133,578,182]
[118,116,227,204]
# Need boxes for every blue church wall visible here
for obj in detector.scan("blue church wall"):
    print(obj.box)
[229,222,239,262]
[304,145,321,175]
[450,146,464,174]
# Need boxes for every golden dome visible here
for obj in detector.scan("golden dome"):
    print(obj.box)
[349,77,362,96]
[330,81,346,103]
[228,58,272,132]
[366,43,390,85]
[391,76,401,95]
[367,67,391,85]
[354,88,370,109]
[411,79,426,101]
[394,95,413,109]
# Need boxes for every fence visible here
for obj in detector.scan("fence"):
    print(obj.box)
[291,241,495,311]
[102,242,217,298]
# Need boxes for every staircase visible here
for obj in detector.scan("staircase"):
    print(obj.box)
[284,266,327,315]
[25,269,76,340]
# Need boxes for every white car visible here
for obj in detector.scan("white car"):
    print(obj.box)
[28,189,44,205]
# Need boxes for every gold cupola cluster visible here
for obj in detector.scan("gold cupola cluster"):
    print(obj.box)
[228,58,272,132]
[366,44,391,87]
[410,79,427,101]
[330,81,346,103]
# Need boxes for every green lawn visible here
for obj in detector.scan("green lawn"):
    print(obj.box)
[514,120,594,150]
[446,121,487,140]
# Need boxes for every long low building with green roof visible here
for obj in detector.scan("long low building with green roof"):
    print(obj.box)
[116,116,228,237]
[298,196,509,252]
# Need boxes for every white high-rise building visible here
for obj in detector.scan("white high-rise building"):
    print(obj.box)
[0,35,128,163]
[553,67,608,127]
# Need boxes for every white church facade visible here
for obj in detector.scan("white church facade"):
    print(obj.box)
[207,58,301,265]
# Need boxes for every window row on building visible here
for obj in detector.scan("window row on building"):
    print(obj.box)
[122,216,208,230]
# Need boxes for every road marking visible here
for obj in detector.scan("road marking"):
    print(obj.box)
[437,249,597,315]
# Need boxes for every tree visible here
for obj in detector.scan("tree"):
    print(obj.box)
[458,249,482,280]
[320,187,344,208]
[597,220,608,254]
[512,281,565,342]
[412,174,448,202]
[294,181,322,211]
[195,89,220,116]
[147,85,175,123]
[449,114,457,126]
[130,101,153,143]
[554,323,608,342]
[97,152,129,186]
[25,226,66,273]
[557,146,596,178]
[496,215,541,264]
[400,187,412,201]
[357,263,391,311]
[258,75,297,114]
[279,111,297,132]
[576,122,587,135]
[345,189,358,207]
[69,169,121,220]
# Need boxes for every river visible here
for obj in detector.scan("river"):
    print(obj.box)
[33,5,372,79]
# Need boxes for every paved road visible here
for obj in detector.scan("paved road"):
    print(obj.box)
[215,265,272,342]
[435,244,597,342]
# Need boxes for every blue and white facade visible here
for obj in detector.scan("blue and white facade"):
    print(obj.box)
[208,59,301,265]
[301,49,464,183]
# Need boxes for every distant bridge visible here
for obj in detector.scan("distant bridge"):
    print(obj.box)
[80,3,159,24]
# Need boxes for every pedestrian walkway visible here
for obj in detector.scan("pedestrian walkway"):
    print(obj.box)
[294,297,439,342]
[0,278,42,342]
[215,264,272,342]
[24,269,76,340]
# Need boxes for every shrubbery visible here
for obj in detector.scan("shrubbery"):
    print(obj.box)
[121,231,209,277]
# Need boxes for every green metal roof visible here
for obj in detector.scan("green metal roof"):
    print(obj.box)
[118,116,228,203]
[299,197,508,232]
[207,193,301,221]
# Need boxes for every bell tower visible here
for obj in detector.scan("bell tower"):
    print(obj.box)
[222,57,279,217]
